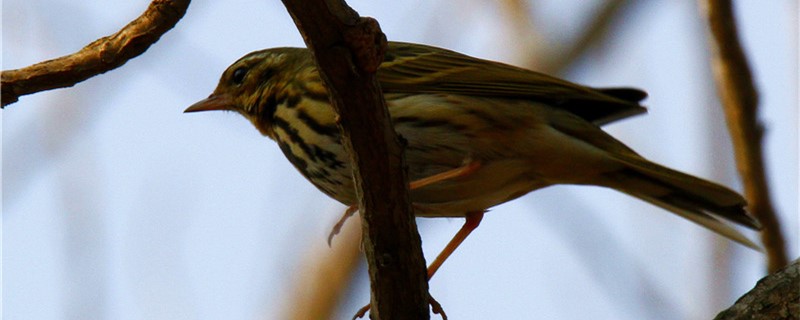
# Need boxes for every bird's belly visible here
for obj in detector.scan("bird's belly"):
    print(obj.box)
[273,93,562,215]
[409,159,547,217]
[282,139,545,217]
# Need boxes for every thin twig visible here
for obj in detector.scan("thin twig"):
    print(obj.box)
[701,0,788,272]
[1,0,191,107]
[279,1,430,319]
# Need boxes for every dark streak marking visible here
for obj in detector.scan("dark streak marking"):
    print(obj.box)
[297,109,340,137]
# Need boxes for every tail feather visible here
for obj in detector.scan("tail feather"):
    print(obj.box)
[632,193,761,251]
[605,157,761,250]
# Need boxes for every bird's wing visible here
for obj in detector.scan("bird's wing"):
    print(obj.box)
[378,42,647,126]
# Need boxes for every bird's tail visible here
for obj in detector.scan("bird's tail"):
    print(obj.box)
[603,155,762,250]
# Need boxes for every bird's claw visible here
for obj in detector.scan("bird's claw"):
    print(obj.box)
[351,295,447,320]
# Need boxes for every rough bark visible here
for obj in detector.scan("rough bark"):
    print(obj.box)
[715,259,799,320]
[279,1,431,319]
[1,0,191,107]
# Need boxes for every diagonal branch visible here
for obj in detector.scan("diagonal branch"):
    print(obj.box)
[701,0,788,272]
[1,0,191,108]
[279,217,363,320]
[714,259,799,319]
[279,1,430,319]
[500,0,636,74]
[542,0,630,74]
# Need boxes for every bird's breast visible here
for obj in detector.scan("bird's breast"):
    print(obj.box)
[271,97,356,204]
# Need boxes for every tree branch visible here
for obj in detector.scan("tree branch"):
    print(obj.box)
[714,259,799,319]
[280,217,362,320]
[701,0,788,272]
[500,0,637,74]
[542,0,630,74]
[279,1,430,319]
[1,0,191,108]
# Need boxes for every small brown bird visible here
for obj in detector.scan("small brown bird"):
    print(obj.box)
[186,42,760,279]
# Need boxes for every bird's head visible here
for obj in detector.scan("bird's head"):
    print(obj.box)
[185,47,317,137]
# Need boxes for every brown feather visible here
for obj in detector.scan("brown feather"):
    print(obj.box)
[378,42,647,125]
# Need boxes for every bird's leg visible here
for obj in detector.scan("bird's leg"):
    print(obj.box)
[353,295,448,320]
[352,211,484,319]
[344,161,482,319]
[328,161,482,245]
[409,160,482,190]
[327,205,359,246]
[427,211,484,279]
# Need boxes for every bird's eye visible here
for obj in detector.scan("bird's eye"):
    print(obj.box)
[231,67,248,85]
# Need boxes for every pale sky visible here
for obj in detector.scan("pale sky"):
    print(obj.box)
[3,1,797,319]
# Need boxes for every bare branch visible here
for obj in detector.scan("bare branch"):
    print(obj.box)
[543,0,630,74]
[280,218,362,320]
[701,0,788,272]
[714,259,799,319]
[1,0,191,108]
[279,1,430,319]
[500,0,635,74]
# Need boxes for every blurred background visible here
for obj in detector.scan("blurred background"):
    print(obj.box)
[3,1,797,319]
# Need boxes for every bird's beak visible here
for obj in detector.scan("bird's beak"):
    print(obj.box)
[184,94,234,113]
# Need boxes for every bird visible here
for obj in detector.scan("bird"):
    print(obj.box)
[185,41,761,283]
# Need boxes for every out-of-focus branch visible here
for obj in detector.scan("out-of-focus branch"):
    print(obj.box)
[543,0,629,74]
[714,259,799,319]
[279,217,362,320]
[500,0,635,74]
[1,0,191,108]
[500,0,548,68]
[279,1,430,319]
[701,0,788,272]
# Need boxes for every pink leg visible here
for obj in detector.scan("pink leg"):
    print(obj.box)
[352,211,484,320]
[427,211,484,279]
[409,161,482,190]
[328,161,482,245]
[328,205,359,246]
[345,161,484,319]
[353,294,448,320]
